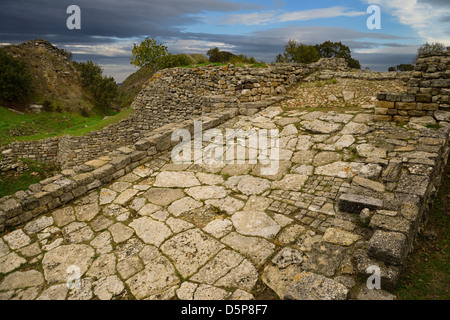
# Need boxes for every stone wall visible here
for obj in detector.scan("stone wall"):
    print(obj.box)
[0,138,59,172]
[0,109,238,231]
[375,49,450,124]
[0,62,316,172]
[338,125,450,289]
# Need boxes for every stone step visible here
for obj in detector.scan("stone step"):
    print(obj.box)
[338,193,383,214]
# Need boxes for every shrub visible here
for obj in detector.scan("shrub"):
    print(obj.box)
[80,106,89,117]
[0,48,34,103]
[130,37,170,73]
[275,40,320,64]
[74,60,119,113]
[42,100,53,112]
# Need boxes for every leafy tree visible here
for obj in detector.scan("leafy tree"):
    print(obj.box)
[130,37,170,72]
[315,41,361,69]
[275,40,320,64]
[0,48,34,103]
[396,64,415,71]
[418,42,446,55]
[74,60,118,113]
[207,47,235,63]
[91,76,118,114]
[388,66,396,72]
[73,60,103,87]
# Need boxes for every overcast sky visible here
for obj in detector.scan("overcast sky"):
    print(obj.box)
[1,0,449,82]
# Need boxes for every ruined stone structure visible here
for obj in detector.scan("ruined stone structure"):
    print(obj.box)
[375,48,450,124]
[0,56,449,300]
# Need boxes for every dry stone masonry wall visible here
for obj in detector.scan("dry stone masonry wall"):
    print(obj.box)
[1,62,316,172]
[375,48,450,124]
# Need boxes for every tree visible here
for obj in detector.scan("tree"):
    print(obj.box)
[92,76,118,114]
[0,48,34,103]
[418,42,446,55]
[315,41,361,69]
[388,66,396,72]
[74,60,118,113]
[396,64,414,71]
[130,37,170,72]
[207,47,235,63]
[276,40,320,64]
[73,60,103,87]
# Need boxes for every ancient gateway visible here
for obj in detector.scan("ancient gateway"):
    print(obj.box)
[0,50,449,300]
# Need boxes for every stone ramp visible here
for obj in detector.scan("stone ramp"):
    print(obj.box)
[0,105,448,300]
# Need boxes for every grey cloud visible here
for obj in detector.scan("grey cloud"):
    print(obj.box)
[417,0,450,7]
[352,53,416,71]
[0,0,245,44]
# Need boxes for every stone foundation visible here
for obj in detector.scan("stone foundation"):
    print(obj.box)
[375,49,450,125]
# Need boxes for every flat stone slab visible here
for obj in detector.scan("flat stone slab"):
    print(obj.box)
[143,188,185,206]
[126,256,180,300]
[322,227,362,246]
[338,193,383,214]
[231,211,281,239]
[301,120,341,134]
[129,217,172,246]
[42,244,95,284]
[154,171,200,188]
[160,229,224,278]
[285,272,349,300]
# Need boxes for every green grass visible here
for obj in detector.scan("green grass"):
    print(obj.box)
[0,107,135,146]
[0,159,56,198]
[395,164,450,300]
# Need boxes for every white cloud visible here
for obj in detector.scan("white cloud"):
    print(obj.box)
[165,39,236,53]
[355,44,420,55]
[222,6,366,26]
[62,42,133,57]
[362,0,450,44]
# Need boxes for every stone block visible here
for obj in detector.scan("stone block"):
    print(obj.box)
[416,93,432,103]
[369,214,412,235]
[338,194,383,214]
[375,101,395,109]
[368,230,408,265]
[110,155,131,170]
[373,115,392,122]
[395,102,416,110]
[353,249,401,290]
[135,139,153,151]
[284,272,348,300]
[92,164,115,180]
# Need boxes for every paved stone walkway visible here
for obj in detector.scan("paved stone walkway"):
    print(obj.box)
[0,101,443,300]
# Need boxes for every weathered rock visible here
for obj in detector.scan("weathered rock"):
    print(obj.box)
[231,211,280,239]
[284,272,349,300]
[160,229,224,278]
[322,227,361,246]
[338,193,383,213]
[42,244,95,284]
[129,217,172,246]
[368,230,408,265]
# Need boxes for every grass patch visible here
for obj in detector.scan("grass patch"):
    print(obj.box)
[395,164,450,300]
[0,107,135,145]
[425,124,442,130]
[0,159,57,198]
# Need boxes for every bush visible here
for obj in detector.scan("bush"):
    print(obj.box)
[74,60,119,113]
[0,48,34,103]
[418,42,446,55]
[275,40,320,64]
[130,37,170,72]
[80,106,89,117]
[42,100,53,112]
[190,54,209,64]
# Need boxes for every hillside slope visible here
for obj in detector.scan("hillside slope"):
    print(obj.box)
[2,39,91,111]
